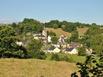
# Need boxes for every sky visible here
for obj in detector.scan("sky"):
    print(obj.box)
[0,0,103,24]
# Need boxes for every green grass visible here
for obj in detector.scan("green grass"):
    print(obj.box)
[0,58,77,77]
[67,54,86,63]
[46,53,86,63]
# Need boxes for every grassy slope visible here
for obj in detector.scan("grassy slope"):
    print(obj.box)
[46,27,88,37]
[45,28,71,37]
[77,27,88,36]
[0,59,77,77]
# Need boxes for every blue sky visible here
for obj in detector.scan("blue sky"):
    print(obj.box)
[0,0,103,24]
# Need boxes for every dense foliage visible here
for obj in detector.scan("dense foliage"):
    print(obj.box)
[71,52,103,77]
[45,20,91,32]
[0,18,44,58]
[81,26,103,54]
[0,26,28,58]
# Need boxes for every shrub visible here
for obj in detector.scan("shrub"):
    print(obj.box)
[51,36,58,44]
[34,51,47,59]
[60,55,69,61]
[50,53,60,61]
[71,53,103,77]
[29,51,46,59]
[78,47,86,56]
[48,31,56,36]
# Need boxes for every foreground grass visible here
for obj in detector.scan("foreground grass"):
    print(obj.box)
[0,58,77,77]
[46,53,86,63]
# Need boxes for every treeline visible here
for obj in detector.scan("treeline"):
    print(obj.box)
[45,20,102,32]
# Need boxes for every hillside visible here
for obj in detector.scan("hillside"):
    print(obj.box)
[45,28,71,37]
[0,59,77,77]
[77,27,88,36]
[46,27,88,37]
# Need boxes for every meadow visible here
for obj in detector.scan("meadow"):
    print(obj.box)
[0,58,77,77]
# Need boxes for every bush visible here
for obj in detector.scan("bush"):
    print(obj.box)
[60,55,69,61]
[34,51,47,59]
[71,54,103,77]
[28,51,46,59]
[78,47,86,56]
[50,53,69,62]
[51,36,58,44]
[50,53,60,61]
[48,31,56,36]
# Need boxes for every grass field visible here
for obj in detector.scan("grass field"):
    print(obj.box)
[45,28,71,37]
[77,27,88,36]
[0,58,77,77]
[46,27,88,37]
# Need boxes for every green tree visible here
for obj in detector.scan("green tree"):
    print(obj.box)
[71,53,103,77]
[18,18,43,34]
[51,53,60,61]
[0,26,15,38]
[27,39,44,58]
[47,31,56,36]
[0,37,27,58]
[45,20,60,28]
[61,21,77,32]
[51,36,58,44]
[70,31,79,42]
[78,47,86,56]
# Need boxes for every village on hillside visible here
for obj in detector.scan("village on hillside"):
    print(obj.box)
[16,28,93,55]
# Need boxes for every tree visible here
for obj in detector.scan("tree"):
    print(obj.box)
[83,26,103,54]
[0,26,15,38]
[47,31,56,36]
[45,20,60,28]
[18,18,43,34]
[78,47,86,56]
[71,52,103,77]
[61,21,77,32]
[0,37,27,58]
[70,31,79,42]
[27,39,43,58]
[51,53,60,61]
[0,26,27,58]
[51,36,58,44]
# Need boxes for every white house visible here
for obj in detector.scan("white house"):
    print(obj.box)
[48,35,52,43]
[58,35,65,44]
[47,47,61,53]
[65,48,78,54]
[86,48,93,55]
[16,41,23,46]
[42,30,47,37]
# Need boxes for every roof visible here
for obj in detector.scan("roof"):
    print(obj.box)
[48,46,55,50]
[65,48,74,51]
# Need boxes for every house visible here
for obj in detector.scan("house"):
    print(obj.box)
[86,48,93,55]
[69,42,80,48]
[65,48,78,54]
[58,35,66,45]
[42,30,47,37]
[33,31,48,43]
[47,46,61,53]
[52,44,60,48]
[48,35,52,43]
[16,41,23,46]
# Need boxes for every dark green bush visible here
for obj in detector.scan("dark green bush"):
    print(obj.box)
[50,53,60,61]
[78,47,86,56]
[29,51,46,59]
[34,51,47,59]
